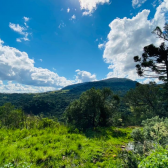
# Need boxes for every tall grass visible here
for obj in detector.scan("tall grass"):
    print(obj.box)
[0,125,132,168]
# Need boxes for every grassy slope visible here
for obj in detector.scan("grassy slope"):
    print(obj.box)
[0,126,133,168]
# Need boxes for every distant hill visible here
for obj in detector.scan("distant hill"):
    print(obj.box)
[62,78,137,95]
[0,78,137,119]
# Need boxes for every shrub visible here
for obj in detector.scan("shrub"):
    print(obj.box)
[139,145,168,168]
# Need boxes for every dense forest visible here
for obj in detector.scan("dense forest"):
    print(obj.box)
[0,24,168,167]
[0,78,137,120]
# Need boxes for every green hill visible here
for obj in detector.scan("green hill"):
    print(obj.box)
[63,78,137,95]
[0,78,137,119]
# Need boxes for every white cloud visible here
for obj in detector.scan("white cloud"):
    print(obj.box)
[75,69,97,83]
[16,38,22,42]
[58,21,66,29]
[70,15,76,20]
[132,0,147,8]
[0,39,4,45]
[0,81,57,93]
[9,23,25,35]
[98,43,105,49]
[39,59,43,62]
[102,0,168,81]
[9,17,31,42]
[152,0,163,8]
[78,0,110,15]
[0,39,73,89]
[23,16,30,22]
[67,8,70,13]
[141,78,161,84]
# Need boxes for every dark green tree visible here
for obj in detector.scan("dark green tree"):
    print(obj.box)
[152,23,168,41]
[134,24,168,82]
[124,83,166,125]
[134,43,168,82]
[65,88,120,130]
[0,103,25,129]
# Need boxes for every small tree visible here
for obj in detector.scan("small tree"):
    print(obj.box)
[124,82,166,121]
[65,88,120,130]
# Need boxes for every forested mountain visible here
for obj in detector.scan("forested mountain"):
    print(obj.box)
[62,78,137,94]
[0,78,137,119]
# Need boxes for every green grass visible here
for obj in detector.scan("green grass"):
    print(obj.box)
[0,125,132,168]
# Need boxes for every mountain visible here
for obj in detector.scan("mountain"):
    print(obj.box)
[62,78,137,95]
[0,78,137,119]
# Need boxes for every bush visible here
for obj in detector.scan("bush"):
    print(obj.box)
[142,116,168,145]
[131,128,144,143]
[139,145,168,168]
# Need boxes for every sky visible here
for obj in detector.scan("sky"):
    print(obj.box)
[0,0,168,93]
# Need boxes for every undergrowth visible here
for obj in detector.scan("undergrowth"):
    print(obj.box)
[0,125,132,168]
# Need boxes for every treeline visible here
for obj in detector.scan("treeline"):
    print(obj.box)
[0,82,167,130]
[65,82,168,130]
[0,103,59,129]
[0,78,137,119]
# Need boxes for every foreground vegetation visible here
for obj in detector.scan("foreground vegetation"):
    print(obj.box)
[0,119,133,167]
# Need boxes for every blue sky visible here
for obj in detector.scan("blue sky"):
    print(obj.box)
[0,0,167,93]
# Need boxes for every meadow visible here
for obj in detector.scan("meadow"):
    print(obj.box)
[0,124,132,168]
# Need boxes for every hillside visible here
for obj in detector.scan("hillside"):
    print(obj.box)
[0,78,137,119]
[62,78,137,94]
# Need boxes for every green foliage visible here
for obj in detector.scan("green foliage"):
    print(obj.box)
[134,42,168,82]
[131,128,144,143]
[65,88,120,130]
[129,117,168,168]
[141,116,168,145]
[124,83,166,125]
[0,78,137,119]
[119,150,140,168]
[0,103,25,129]
[0,126,132,167]
[139,145,168,168]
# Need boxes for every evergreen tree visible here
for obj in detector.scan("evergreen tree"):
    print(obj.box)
[134,24,168,82]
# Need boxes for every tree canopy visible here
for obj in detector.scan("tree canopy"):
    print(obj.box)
[65,88,120,130]
[134,24,168,82]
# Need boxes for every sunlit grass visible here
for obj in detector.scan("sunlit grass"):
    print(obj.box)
[0,126,132,168]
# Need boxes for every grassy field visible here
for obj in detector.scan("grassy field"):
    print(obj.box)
[0,125,133,168]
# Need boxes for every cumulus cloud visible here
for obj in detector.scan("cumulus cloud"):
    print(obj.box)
[0,39,73,89]
[0,81,57,93]
[132,0,147,8]
[78,0,110,15]
[67,8,70,13]
[102,0,168,81]
[9,17,31,42]
[75,69,97,83]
